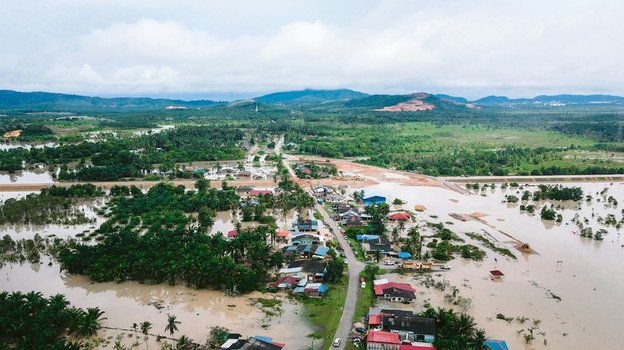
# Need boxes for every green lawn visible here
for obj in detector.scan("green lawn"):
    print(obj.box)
[300,278,348,350]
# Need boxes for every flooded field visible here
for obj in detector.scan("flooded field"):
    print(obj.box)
[363,181,624,349]
[0,169,54,184]
[0,188,317,348]
[1,256,314,348]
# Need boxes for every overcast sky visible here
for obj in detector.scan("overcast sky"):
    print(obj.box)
[0,0,622,100]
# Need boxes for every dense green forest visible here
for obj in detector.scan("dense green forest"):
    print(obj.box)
[2,101,624,177]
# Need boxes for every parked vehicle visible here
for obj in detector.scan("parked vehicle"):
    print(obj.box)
[384,260,395,265]
[355,327,367,334]
[440,264,451,270]
[333,338,342,347]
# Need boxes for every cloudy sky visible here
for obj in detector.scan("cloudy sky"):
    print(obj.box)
[0,0,622,100]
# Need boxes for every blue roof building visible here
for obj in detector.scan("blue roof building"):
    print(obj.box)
[363,195,386,206]
[484,340,509,350]
[356,234,381,242]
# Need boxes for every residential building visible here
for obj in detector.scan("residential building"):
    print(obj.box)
[366,331,400,350]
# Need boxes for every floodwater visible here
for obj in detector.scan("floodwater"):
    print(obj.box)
[0,169,54,184]
[0,190,316,349]
[1,256,314,349]
[0,142,57,150]
[0,192,104,240]
[362,181,624,349]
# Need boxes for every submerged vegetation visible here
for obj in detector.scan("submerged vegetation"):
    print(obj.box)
[0,291,106,349]
[0,184,102,225]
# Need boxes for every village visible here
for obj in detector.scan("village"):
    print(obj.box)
[214,179,510,350]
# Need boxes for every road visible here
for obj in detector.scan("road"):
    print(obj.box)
[315,203,365,350]
[281,157,365,350]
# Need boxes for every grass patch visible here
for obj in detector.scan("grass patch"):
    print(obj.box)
[465,232,517,259]
[300,278,348,350]
[346,236,366,262]
[314,210,323,220]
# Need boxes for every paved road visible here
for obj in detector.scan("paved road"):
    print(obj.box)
[315,203,365,350]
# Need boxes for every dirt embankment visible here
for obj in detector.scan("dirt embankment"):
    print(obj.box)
[373,98,435,112]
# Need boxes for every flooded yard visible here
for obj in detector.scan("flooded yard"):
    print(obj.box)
[361,181,624,349]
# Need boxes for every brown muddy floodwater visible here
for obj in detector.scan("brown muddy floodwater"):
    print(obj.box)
[361,181,624,349]
[0,192,316,349]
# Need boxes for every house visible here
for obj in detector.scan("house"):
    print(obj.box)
[380,309,436,343]
[373,281,416,303]
[270,276,302,290]
[313,246,330,259]
[292,233,320,245]
[276,231,289,241]
[280,260,326,282]
[236,186,254,195]
[363,195,386,206]
[227,230,238,238]
[291,219,319,233]
[366,331,400,350]
[221,335,284,350]
[249,189,273,197]
[240,337,285,350]
[361,237,392,253]
[237,170,252,178]
[293,282,328,297]
[388,212,410,221]
[356,234,380,242]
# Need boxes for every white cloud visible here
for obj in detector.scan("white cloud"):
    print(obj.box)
[0,0,623,98]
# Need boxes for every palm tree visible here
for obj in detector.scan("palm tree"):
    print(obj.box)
[141,321,152,350]
[472,328,488,350]
[164,314,181,338]
[373,250,382,263]
[456,313,477,340]
[176,335,194,350]
[77,307,106,337]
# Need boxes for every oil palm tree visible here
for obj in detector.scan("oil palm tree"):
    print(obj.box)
[164,314,180,338]
[77,307,106,337]
[472,328,488,350]
[140,321,152,350]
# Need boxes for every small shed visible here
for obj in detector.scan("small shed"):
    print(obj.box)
[398,252,412,259]
[490,270,505,279]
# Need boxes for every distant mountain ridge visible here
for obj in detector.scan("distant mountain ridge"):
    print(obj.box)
[473,94,624,105]
[254,88,368,105]
[1,88,623,111]
[0,90,220,111]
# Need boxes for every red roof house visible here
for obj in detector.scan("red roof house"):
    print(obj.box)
[249,189,273,196]
[388,212,411,221]
[277,231,289,238]
[227,230,238,238]
[369,314,382,325]
[368,331,400,345]
[373,282,416,296]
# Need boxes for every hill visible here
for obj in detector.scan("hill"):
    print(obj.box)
[0,90,220,111]
[254,89,368,105]
[474,94,624,106]
[345,92,472,111]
